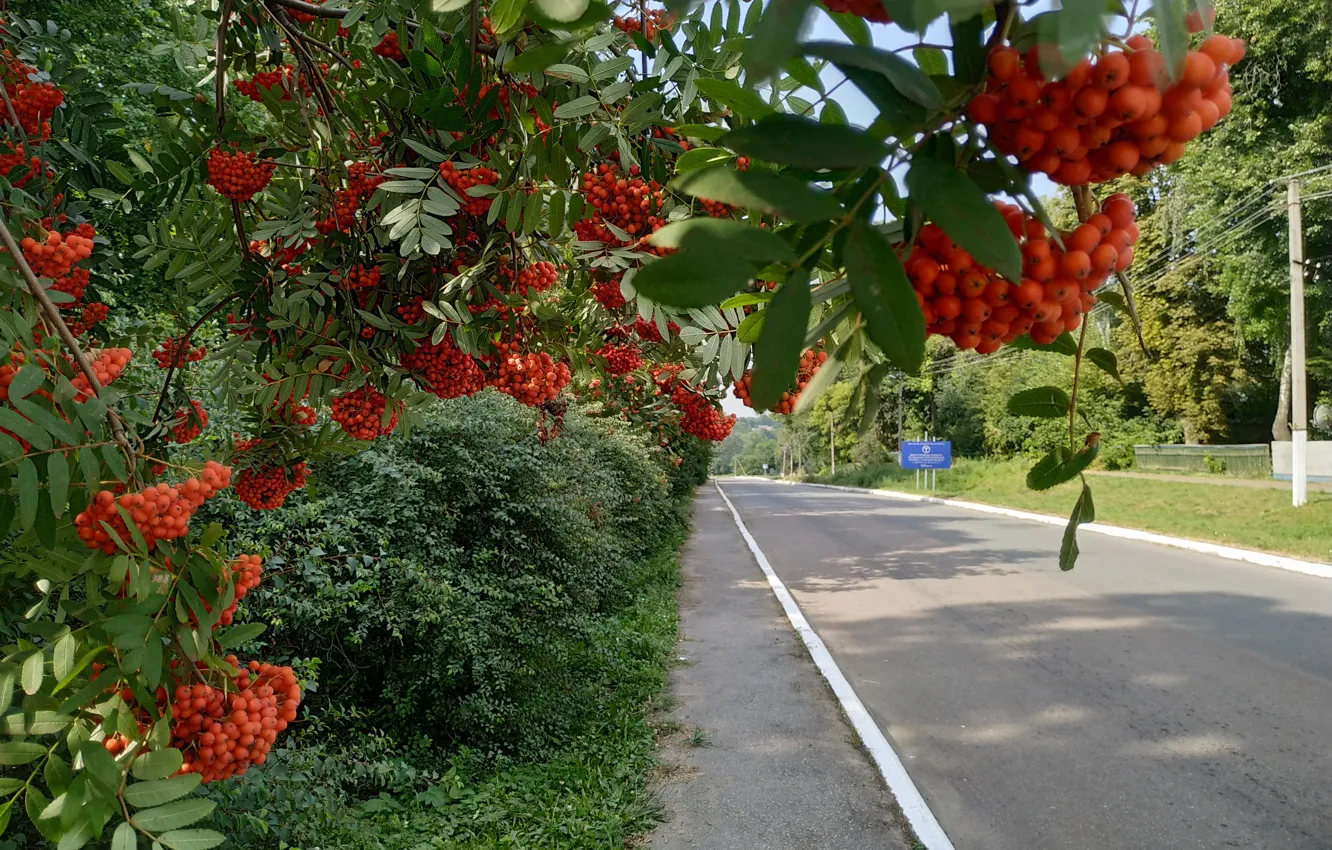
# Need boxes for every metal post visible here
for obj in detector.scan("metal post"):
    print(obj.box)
[1290,180,1308,507]
[897,379,904,450]
[830,415,836,476]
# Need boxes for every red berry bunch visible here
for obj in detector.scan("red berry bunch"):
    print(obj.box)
[71,347,131,402]
[66,302,109,337]
[0,143,44,188]
[396,295,425,325]
[153,337,206,369]
[971,32,1244,186]
[591,277,627,310]
[206,148,276,202]
[74,461,232,554]
[575,163,665,245]
[734,349,829,415]
[232,67,291,102]
[488,344,572,406]
[337,264,381,291]
[20,229,94,280]
[234,460,308,511]
[672,385,736,442]
[612,9,674,39]
[821,0,890,22]
[402,337,486,399]
[373,31,406,62]
[3,55,63,138]
[515,261,559,297]
[439,161,500,217]
[170,657,301,783]
[910,194,1138,352]
[330,384,399,439]
[596,342,643,376]
[167,400,209,445]
[316,161,385,234]
[217,554,263,626]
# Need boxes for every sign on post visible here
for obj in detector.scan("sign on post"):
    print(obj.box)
[900,441,952,470]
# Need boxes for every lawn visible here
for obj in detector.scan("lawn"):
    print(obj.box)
[812,459,1332,563]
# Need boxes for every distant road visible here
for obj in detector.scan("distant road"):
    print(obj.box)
[718,478,1332,850]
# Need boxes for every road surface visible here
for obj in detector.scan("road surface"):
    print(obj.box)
[716,478,1332,850]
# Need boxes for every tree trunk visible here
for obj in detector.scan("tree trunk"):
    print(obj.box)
[1273,347,1293,442]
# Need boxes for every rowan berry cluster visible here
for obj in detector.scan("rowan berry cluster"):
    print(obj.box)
[317,161,385,234]
[232,67,292,102]
[71,347,131,402]
[591,277,627,310]
[206,148,276,202]
[153,337,206,369]
[66,302,109,337]
[0,143,44,188]
[596,341,643,376]
[272,397,318,426]
[671,385,735,442]
[575,164,665,245]
[170,657,301,783]
[167,400,209,445]
[234,459,308,510]
[439,161,500,217]
[972,32,1244,186]
[373,31,406,62]
[402,337,487,399]
[20,229,94,281]
[821,0,890,23]
[3,54,63,137]
[218,554,263,626]
[734,349,829,415]
[74,461,232,554]
[337,264,381,291]
[396,295,425,325]
[633,316,679,343]
[488,344,571,406]
[612,10,674,40]
[330,384,399,439]
[911,194,1138,352]
[515,261,559,297]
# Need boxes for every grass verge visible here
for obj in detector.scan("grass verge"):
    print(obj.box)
[811,459,1332,563]
[315,536,684,850]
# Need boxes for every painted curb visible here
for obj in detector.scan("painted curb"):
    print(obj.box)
[713,481,956,850]
[738,476,1332,581]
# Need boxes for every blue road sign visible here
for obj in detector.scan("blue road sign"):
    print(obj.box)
[900,441,952,470]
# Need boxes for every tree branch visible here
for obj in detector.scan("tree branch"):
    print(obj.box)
[216,0,234,135]
[0,216,135,470]
[266,0,498,55]
[151,296,238,423]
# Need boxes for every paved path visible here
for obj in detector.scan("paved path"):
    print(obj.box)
[649,486,914,850]
[1090,469,1332,491]
[715,478,1332,850]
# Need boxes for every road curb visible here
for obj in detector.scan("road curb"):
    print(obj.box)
[743,477,1332,581]
[713,481,956,850]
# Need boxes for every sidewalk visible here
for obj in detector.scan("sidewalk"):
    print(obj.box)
[649,487,915,850]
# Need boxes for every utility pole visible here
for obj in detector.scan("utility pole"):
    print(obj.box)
[897,379,904,451]
[830,414,836,476]
[1290,179,1308,507]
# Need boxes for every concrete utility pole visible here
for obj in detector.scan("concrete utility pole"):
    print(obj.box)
[830,415,836,476]
[1289,179,1308,507]
[897,379,904,451]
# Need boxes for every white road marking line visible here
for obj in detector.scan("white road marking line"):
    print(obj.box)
[713,480,956,850]
[744,476,1332,581]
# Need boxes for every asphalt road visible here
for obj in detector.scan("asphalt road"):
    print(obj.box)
[716,478,1332,850]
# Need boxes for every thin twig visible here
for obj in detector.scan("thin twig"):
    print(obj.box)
[1068,318,1088,445]
[0,217,135,470]
[0,79,34,160]
[267,0,498,55]
[290,28,357,73]
[151,296,238,423]
[216,0,234,135]
[988,0,1017,48]
[231,198,251,260]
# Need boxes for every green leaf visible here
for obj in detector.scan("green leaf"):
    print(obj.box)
[123,775,203,809]
[1084,347,1121,382]
[672,166,844,223]
[1008,331,1078,355]
[802,41,943,110]
[0,709,69,736]
[648,218,795,263]
[155,828,226,850]
[526,0,609,29]
[47,451,69,518]
[0,741,47,765]
[78,742,121,793]
[1027,442,1099,491]
[1044,0,1107,72]
[949,12,986,84]
[0,670,12,715]
[823,9,870,46]
[56,821,92,850]
[913,46,948,76]
[505,41,572,73]
[631,252,759,309]
[131,748,184,782]
[674,147,734,174]
[820,100,847,124]
[553,95,601,119]
[1095,289,1129,314]
[1059,482,1095,571]
[532,0,589,23]
[905,156,1022,284]
[215,622,266,650]
[111,822,137,850]
[694,78,776,120]
[1007,386,1071,418]
[21,649,42,695]
[668,124,726,143]
[1154,0,1188,80]
[844,221,925,374]
[52,633,75,682]
[736,309,765,344]
[489,0,529,34]
[8,364,45,400]
[749,270,812,410]
[719,115,889,169]
[742,0,813,81]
